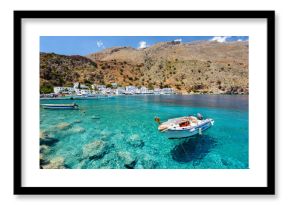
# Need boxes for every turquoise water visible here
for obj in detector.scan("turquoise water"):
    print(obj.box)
[40,95,248,169]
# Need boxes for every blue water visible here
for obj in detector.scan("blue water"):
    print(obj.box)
[40,95,248,169]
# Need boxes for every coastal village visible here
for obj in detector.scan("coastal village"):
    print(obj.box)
[41,82,175,98]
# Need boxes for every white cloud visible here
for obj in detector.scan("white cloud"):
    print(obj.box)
[210,36,231,43]
[237,38,248,42]
[174,38,182,43]
[138,41,148,49]
[96,40,105,48]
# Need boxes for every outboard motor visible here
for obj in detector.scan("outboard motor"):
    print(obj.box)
[197,113,203,120]
[154,117,161,124]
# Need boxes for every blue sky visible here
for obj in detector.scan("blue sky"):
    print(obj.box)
[40,36,249,56]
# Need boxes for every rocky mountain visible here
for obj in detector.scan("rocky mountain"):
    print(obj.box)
[40,40,248,94]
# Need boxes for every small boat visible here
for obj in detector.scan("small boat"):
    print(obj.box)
[41,103,79,110]
[155,114,214,139]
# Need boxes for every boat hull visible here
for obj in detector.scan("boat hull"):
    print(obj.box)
[41,104,78,110]
[164,120,213,139]
[43,106,77,110]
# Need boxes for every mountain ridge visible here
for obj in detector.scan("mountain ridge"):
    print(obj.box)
[40,40,248,94]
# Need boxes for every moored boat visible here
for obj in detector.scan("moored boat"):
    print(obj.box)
[155,114,214,139]
[41,103,79,110]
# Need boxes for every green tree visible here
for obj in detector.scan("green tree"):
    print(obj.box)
[40,85,53,94]
[148,83,154,90]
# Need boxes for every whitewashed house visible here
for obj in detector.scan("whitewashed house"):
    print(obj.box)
[53,87,74,94]
[125,86,137,94]
[140,86,149,94]
[95,85,106,91]
[111,83,118,88]
[116,87,125,95]
[154,88,161,95]
[73,82,89,89]
[160,88,174,94]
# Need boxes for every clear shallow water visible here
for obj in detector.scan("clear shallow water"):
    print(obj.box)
[40,95,248,169]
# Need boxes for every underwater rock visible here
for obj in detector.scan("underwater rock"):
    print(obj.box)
[82,140,109,160]
[117,151,137,169]
[40,135,59,146]
[141,155,159,169]
[73,119,82,124]
[127,134,144,148]
[40,154,50,167]
[56,122,72,130]
[113,133,125,141]
[40,130,48,139]
[196,153,224,168]
[75,159,90,169]
[42,156,65,169]
[135,161,144,169]
[40,145,50,155]
[70,126,86,134]
[221,157,247,169]
[39,131,59,147]
[100,130,112,136]
[99,130,113,140]
[98,152,121,169]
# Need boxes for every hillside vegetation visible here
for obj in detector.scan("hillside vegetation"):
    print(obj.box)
[40,41,248,94]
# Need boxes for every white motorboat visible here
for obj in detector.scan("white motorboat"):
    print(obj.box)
[156,114,214,139]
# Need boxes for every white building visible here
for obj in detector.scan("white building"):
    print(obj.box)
[140,86,148,94]
[147,90,154,94]
[111,83,118,88]
[74,88,92,95]
[125,86,137,94]
[116,87,126,95]
[94,85,106,91]
[53,87,74,94]
[73,82,79,89]
[81,89,90,95]
[160,88,174,94]
[73,82,89,89]
[154,88,161,95]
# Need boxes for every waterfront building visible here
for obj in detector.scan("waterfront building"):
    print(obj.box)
[111,83,118,88]
[125,86,137,94]
[53,87,75,94]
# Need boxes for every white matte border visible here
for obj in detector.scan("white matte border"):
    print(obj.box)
[22,18,267,187]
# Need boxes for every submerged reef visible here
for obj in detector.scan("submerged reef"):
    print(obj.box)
[82,140,109,160]
[40,130,59,146]
[117,151,137,169]
[127,134,144,148]
[56,122,72,130]
[42,156,66,169]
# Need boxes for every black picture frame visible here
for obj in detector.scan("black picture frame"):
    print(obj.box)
[14,10,275,195]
